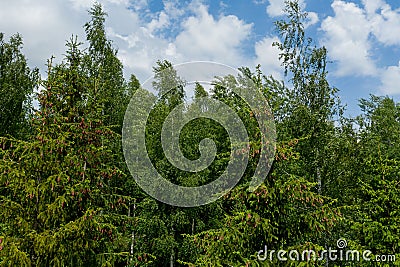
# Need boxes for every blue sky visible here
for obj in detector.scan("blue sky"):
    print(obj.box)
[1,0,399,116]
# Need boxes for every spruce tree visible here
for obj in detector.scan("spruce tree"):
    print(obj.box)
[0,33,39,139]
[0,37,134,267]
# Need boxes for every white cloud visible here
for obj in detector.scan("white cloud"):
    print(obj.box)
[380,62,400,95]
[305,12,319,28]
[68,0,131,11]
[321,0,400,95]
[254,36,283,80]
[0,0,149,75]
[265,0,317,27]
[68,0,96,10]
[107,1,254,80]
[266,0,288,17]
[321,0,377,76]
[362,0,384,15]
[110,28,171,80]
[253,0,267,5]
[365,0,400,46]
[266,0,305,17]
[173,3,253,66]
[163,0,186,19]
[147,11,170,34]
[0,0,87,72]
[104,5,141,36]
[0,0,277,86]
[130,0,149,12]
[219,1,229,12]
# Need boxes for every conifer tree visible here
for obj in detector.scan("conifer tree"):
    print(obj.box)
[0,33,39,139]
[0,36,134,267]
[82,3,134,133]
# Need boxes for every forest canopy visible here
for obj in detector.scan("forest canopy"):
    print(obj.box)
[0,1,399,266]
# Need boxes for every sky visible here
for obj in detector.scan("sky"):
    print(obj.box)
[1,0,399,116]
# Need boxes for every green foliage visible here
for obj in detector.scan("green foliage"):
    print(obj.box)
[0,5,137,266]
[348,96,400,262]
[83,3,137,132]
[0,38,133,267]
[0,1,399,266]
[152,60,186,109]
[0,33,39,138]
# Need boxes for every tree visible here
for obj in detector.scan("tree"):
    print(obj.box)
[83,3,136,133]
[273,0,342,191]
[152,60,185,110]
[134,61,223,266]
[1,1,399,266]
[184,67,342,266]
[0,33,38,138]
[0,35,134,267]
[347,96,400,263]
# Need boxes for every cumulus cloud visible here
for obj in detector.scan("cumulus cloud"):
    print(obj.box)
[0,0,145,74]
[130,0,149,12]
[0,0,86,71]
[265,0,318,28]
[363,0,400,46]
[173,3,253,66]
[304,12,319,28]
[321,0,377,76]
[109,1,254,80]
[321,0,400,94]
[163,0,186,19]
[266,0,305,17]
[0,0,257,82]
[380,62,400,95]
[147,11,170,34]
[266,0,291,17]
[254,36,283,80]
